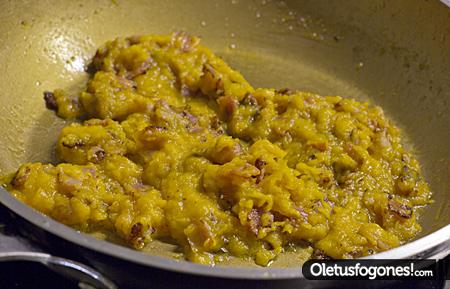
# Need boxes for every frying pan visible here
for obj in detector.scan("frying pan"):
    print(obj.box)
[0,0,449,288]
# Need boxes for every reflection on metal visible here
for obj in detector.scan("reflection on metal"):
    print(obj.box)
[46,28,92,72]
[440,0,450,7]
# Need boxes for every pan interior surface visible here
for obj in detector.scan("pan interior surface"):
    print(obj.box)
[0,0,448,269]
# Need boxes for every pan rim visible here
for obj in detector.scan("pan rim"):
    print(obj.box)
[0,187,449,279]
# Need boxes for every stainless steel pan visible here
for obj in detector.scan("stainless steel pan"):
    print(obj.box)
[0,0,449,288]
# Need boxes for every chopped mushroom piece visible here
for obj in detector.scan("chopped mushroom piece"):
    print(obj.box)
[254,158,267,184]
[388,200,413,219]
[217,95,239,120]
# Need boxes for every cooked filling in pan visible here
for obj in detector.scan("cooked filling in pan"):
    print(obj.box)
[2,33,432,266]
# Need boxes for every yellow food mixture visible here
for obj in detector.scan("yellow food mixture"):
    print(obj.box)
[2,33,432,266]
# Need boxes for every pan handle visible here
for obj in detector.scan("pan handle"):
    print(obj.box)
[0,251,117,289]
[0,203,117,289]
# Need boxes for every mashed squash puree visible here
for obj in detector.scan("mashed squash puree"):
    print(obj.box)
[3,33,432,266]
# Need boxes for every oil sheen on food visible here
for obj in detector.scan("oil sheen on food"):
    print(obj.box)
[2,33,432,266]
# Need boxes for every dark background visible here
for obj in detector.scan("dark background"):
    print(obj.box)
[0,260,448,289]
